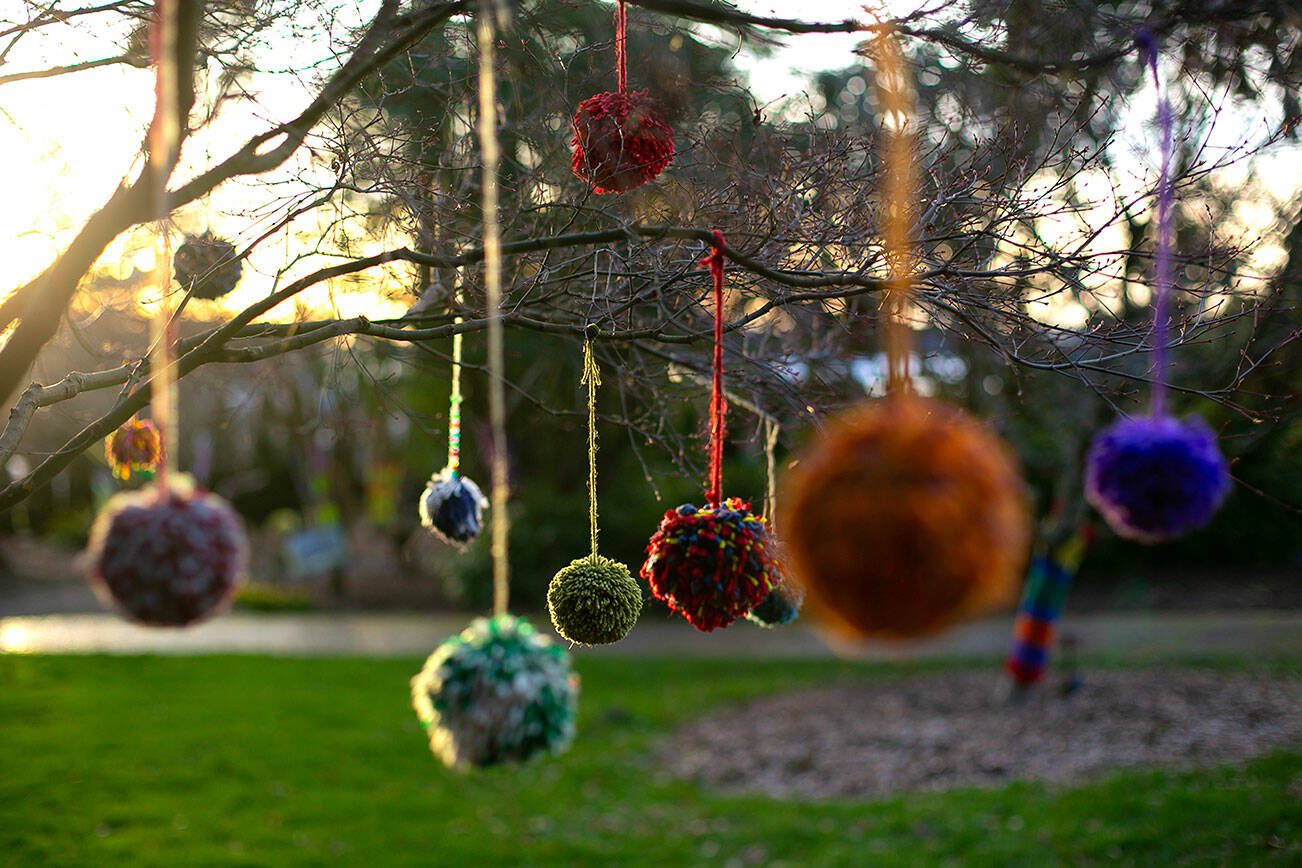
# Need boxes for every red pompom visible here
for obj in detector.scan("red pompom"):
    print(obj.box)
[571,90,674,194]
[780,395,1031,640]
[86,475,248,627]
[640,498,780,632]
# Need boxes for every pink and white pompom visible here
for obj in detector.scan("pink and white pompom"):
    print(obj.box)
[86,475,248,627]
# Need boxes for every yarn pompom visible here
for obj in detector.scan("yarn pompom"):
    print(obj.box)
[86,474,247,626]
[571,90,674,194]
[1084,414,1230,543]
[746,581,803,628]
[641,498,781,632]
[105,419,162,481]
[410,614,579,769]
[547,554,642,646]
[173,231,243,299]
[419,468,488,545]
[780,395,1031,640]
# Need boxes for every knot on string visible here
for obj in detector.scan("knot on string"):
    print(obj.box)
[701,230,727,507]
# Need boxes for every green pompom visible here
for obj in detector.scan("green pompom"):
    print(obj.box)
[547,554,642,646]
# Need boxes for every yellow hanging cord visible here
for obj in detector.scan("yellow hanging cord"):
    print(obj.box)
[582,338,601,559]
[875,25,918,396]
[476,1,510,616]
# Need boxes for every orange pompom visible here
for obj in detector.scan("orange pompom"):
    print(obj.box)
[780,395,1031,639]
[105,419,162,481]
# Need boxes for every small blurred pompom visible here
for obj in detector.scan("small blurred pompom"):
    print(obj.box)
[86,474,247,626]
[410,614,578,769]
[781,395,1031,640]
[105,419,161,481]
[746,580,803,628]
[1084,414,1230,543]
[571,90,674,194]
[419,468,487,545]
[641,498,780,632]
[547,554,642,646]
[173,231,243,300]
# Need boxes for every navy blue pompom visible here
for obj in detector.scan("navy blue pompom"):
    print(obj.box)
[1084,414,1230,543]
[745,583,802,628]
[420,469,488,545]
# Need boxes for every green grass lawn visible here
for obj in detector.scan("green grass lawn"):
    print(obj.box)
[1,653,1297,866]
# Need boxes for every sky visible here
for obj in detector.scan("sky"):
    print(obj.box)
[0,0,1296,325]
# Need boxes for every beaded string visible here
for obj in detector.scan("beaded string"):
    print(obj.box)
[700,230,728,507]
[476,0,510,616]
[874,26,918,396]
[614,0,627,94]
[1137,29,1174,419]
[148,0,181,489]
[446,320,463,476]
[582,338,601,558]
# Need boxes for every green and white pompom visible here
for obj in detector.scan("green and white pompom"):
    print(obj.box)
[548,554,642,646]
[410,614,578,769]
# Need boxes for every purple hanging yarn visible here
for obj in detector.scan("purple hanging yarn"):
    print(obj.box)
[1084,30,1231,544]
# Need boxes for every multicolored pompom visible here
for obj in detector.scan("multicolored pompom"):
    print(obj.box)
[173,231,243,300]
[641,498,781,632]
[105,419,162,481]
[85,474,247,626]
[780,395,1031,639]
[1084,414,1230,543]
[419,468,488,545]
[746,581,803,628]
[547,554,642,646]
[410,614,579,769]
[571,90,674,194]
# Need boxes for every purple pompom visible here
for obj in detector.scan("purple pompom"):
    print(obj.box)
[1084,414,1230,543]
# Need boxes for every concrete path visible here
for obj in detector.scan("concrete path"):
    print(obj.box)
[1,610,1298,659]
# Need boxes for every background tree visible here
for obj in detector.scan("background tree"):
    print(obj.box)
[0,0,1296,604]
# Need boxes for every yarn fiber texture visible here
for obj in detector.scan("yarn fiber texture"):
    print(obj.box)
[547,554,642,646]
[86,474,247,627]
[641,497,781,632]
[410,614,578,770]
[173,231,243,300]
[420,468,488,544]
[105,419,162,481]
[1084,414,1230,543]
[571,90,674,194]
[780,395,1031,640]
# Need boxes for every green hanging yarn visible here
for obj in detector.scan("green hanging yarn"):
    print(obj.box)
[549,554,642,646]
[547,338,641,645]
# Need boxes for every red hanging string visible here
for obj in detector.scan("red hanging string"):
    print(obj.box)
[701,230,727,507]
[614,0,627,93]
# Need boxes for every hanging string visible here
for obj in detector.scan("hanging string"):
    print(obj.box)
[446,319,463,475]
[874,25,918,396]
[614,0,628,94]
[700,230,727,507]
[476,0,510,616]
[148,0,181,488]
[1138,29,1174,419]
[582,337,601,558]
[763,417,779,532]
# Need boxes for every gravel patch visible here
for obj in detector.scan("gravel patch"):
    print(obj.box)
[663,670,1301,799]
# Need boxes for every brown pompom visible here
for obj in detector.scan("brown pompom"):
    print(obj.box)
[780,395,1031,639]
